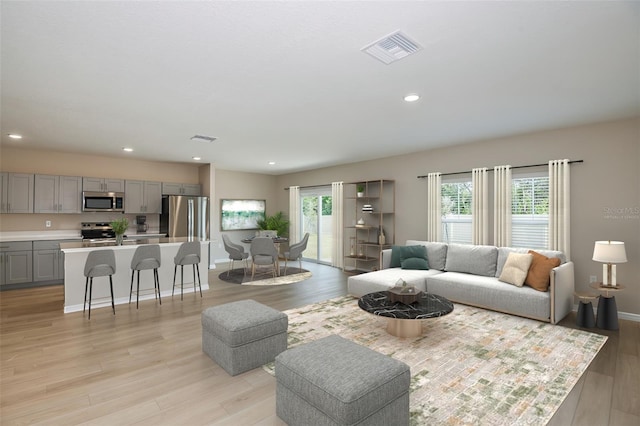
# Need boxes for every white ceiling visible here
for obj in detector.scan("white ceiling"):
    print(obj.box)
[1,1,639,175]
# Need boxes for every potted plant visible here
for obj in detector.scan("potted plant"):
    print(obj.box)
[110,218,129,245]
[356,184,365,197]
[256,211,290,238]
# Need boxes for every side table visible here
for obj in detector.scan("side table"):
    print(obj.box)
[574,292,598,328]
[590,283,625,331]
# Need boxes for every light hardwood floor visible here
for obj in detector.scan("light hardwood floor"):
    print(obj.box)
[1,263,638,425]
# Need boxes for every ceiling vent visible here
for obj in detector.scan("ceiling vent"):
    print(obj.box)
[190,135,217,143]
[361,30,422,65]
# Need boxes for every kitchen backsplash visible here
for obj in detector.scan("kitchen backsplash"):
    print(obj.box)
[0,213,160,233]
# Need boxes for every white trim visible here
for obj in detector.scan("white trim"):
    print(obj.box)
[571,304,640,323]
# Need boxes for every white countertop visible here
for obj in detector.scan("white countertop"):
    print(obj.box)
[60,237,209,252]
[0,231,82,242]
[0,231,166,242]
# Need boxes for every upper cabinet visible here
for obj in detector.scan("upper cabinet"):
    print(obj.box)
[125,180,162,214]
[34,175,82,214]
[162,182,201,196]
[82,177,125,193]
[1,173,34,214]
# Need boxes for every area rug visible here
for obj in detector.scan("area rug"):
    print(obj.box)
[265,296,607,426]
[218,267,311,286]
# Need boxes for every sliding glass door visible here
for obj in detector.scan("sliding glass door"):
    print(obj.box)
[300,187,332,264]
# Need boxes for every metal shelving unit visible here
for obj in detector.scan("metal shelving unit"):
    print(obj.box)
[343,180,395,273]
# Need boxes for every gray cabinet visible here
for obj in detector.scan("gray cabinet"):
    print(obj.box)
[125,180,162,214]
[1,173,34,213]
[34,175,82,214]
[162,182,201,196]
[33,240,69,282]
[0,241,33,285]
[83,177,125,192]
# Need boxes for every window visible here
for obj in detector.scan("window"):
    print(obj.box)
[441,180,472,244]
[512,175,549,249]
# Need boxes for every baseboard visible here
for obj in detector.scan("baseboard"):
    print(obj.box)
[572,304,640,323]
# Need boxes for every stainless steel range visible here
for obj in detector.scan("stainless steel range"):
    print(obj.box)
[80,222,116,241]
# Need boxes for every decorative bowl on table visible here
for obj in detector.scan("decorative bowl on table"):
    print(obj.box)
[388,284,422,305]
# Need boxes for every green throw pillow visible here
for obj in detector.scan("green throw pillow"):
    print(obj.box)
[390,245,428,268]
[401,257,429,270]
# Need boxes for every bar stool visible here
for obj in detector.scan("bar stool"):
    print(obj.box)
[129,245,162,309]
[172,241,202,300]
[83,249,116,320]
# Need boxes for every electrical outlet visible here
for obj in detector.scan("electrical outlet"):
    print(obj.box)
[589,275,597,283]
[45,220,52,228]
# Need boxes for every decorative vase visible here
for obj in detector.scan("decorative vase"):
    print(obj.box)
[115,234,124,246]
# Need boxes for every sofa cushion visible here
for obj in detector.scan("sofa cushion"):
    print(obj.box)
[405,240,448,271]
[347,268,443,297]
[525,250,561,292]
[444,244,498,277]
[390,245,427,268]
[495,247,565,278]
[498,252,533,287]
[401,257,429,270]
[427,272,551,321]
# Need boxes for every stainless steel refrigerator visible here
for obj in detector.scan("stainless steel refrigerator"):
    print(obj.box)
[160,195,209,239]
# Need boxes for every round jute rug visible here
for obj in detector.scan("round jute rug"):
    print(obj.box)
[218,267,312,286]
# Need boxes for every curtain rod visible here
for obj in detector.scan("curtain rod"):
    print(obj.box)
[417,160,583,179]
[283,183,332,190]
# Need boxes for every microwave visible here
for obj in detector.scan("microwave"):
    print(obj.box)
[82,192,125,212]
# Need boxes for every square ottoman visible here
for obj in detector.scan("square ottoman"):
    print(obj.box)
[275,334,410,425]
[202,299,288,376]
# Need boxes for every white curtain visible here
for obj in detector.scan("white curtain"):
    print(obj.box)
[288,186,300,244]
[549,159,571,260]
[426,172,442,242]
[331,182,344,268]
[493,165,512,247]
[472,167,489,245]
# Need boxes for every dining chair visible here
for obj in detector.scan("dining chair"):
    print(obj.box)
[222,234,249,276]
[250,237,279,279]
[283,233,309,274]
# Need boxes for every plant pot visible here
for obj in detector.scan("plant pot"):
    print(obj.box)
[357,192,364,198]
[115,234,124,246]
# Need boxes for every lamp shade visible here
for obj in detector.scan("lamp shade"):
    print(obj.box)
[592,241,627,263]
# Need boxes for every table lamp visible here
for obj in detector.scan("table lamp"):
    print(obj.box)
[592,241,627,286]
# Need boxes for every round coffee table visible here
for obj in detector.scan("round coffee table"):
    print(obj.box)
[358,291,454,338]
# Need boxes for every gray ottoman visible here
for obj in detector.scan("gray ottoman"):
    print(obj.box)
[275,334,411,426]
[201,299,288,376]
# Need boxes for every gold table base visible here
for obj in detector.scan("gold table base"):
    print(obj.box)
[386,318,424,338]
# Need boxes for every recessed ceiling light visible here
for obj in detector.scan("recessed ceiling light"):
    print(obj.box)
[192,156,201,161]
[404,94,420,102]
[122,147,133,152]
[8,133,22,139]
[268,161,276,165]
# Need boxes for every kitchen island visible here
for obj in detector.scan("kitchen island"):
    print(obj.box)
[60,237,209,313]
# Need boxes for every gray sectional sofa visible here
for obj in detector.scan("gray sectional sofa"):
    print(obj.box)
[347,240,575,324]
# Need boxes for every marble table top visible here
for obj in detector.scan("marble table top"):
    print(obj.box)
[358,291,454,320]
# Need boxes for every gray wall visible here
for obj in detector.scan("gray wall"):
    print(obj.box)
[273,117,640,316]
[210,169,279,263]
